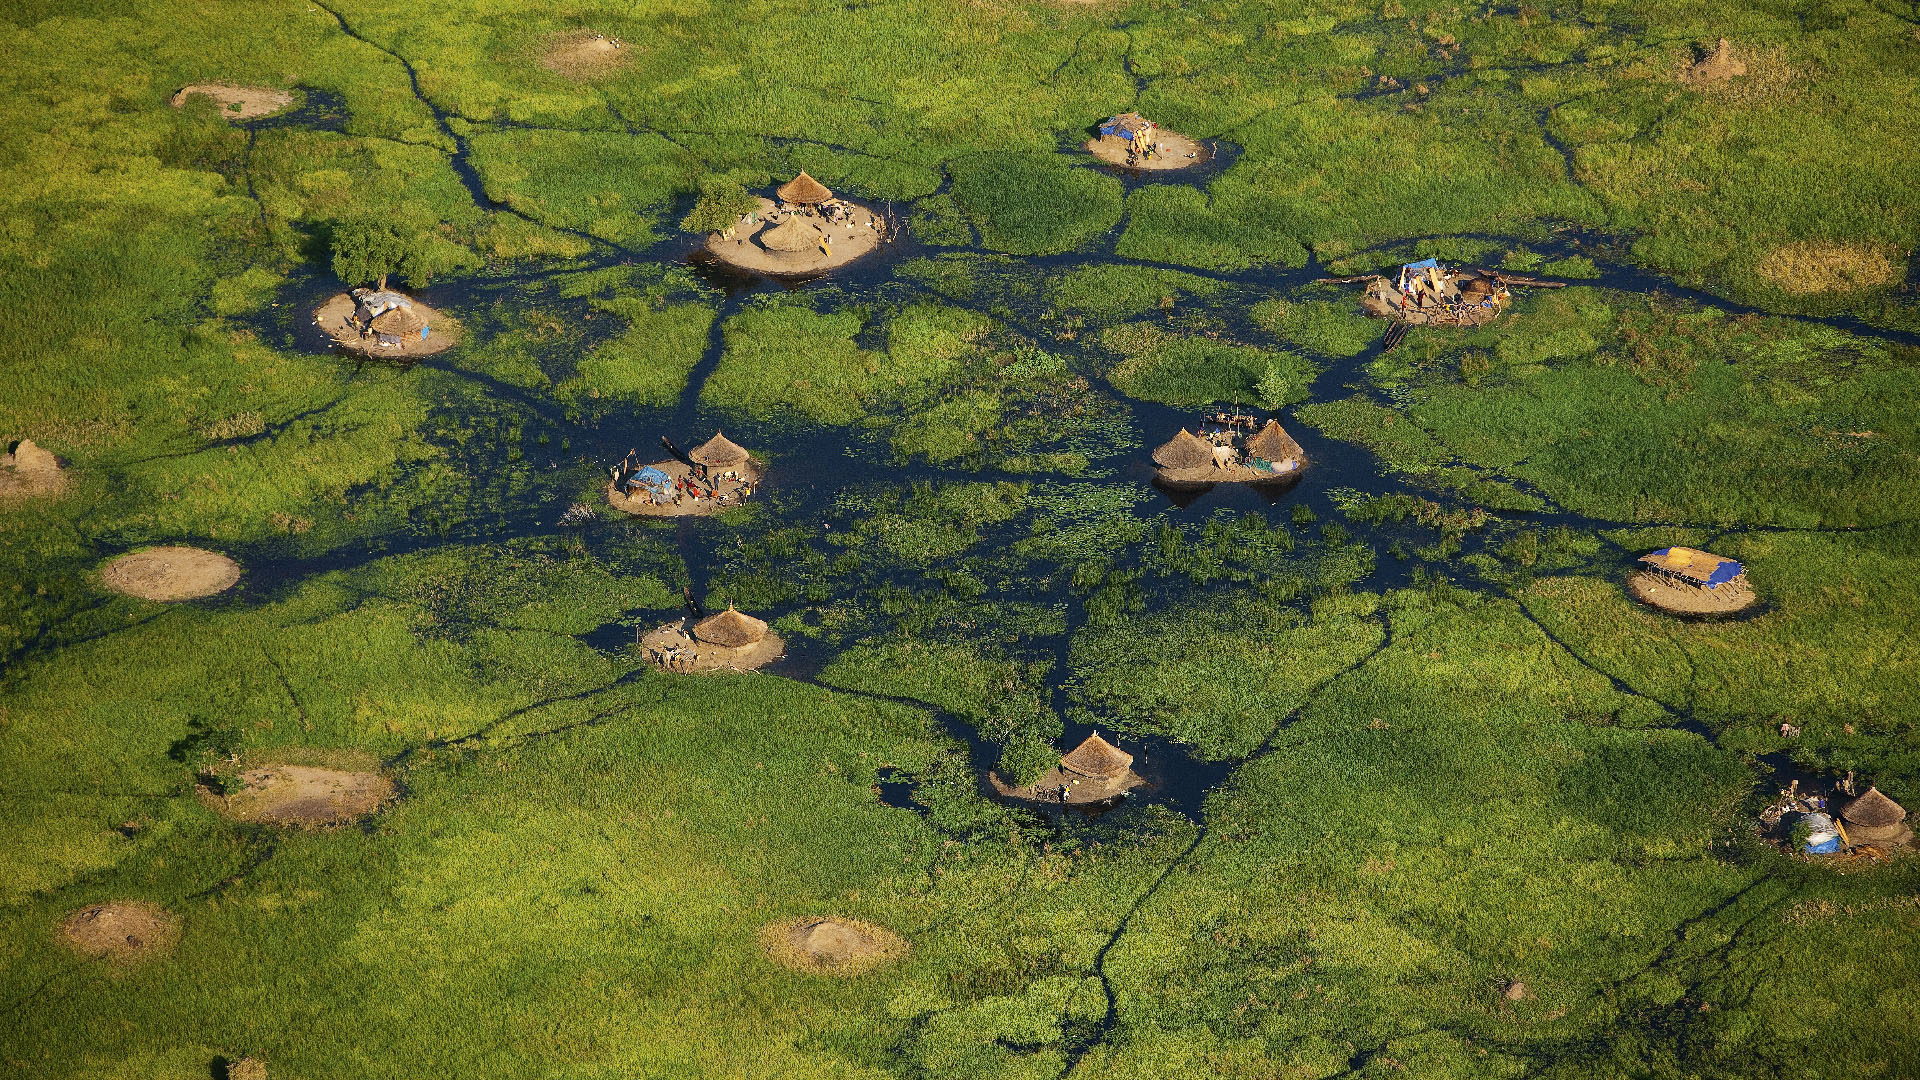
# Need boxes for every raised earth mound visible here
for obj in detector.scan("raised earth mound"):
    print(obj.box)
[1627,569,1758,616]
[313,293,460,358]
[1085,129,1209,171]
[170,84,295,121]
[705,195,886,276]
[1683,38,1747,85]
[58,900,179,962]
[204,761,396,826]
[1756,241,1901,295]
[101,546,240,601]
[1,438,66,501]
[640,607,785,673]
[540,30,633,78]
[760,916,908,976]
[607,459,762,517]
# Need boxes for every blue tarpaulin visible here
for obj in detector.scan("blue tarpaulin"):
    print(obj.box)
[1704,559,1744,587]
[628,466,671,494]
[1099,122,1135,140]
[1403,257,1439,271]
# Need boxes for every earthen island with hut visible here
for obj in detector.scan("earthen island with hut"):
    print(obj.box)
[1153,413,1307,489]
[314,287,458,358]
[703,172,888,276]
[1321,258,1564,348]
[992,732,1147,811]
[1085,112,1210,171]
[608,432,762,517]
[1628,546,1758,616]
[641,605,785,673]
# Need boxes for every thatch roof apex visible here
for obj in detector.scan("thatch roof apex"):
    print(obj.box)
[690,431,750,467]
[692,605,768,647]
[370,306,427,334]
[1245,419,1304,465]
[1060,732,1133,779]
[1152,428,1213,470]
[777,171,833,205]
[761,218,818,252]
[1839,786,1906,828]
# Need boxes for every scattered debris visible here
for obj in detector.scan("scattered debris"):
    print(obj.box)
[1321,259,1563,329]
[1085,111,1209,171]
[540,30,633,79]
[558,502,596,526]
[640,606,785,673]
[607,432,762,517]
[703,173,889,275]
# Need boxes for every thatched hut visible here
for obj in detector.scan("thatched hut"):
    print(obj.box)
[692,606,768,648]
[1637,547,1745,590]
[1838,787,1911,847]
[777,171,833,206]
[1060,732,1133,781]
[1152,429,1214,470]
[761,218,820,252]
[1244,419,1305,468]
[690,431,751,469]
[369,305,429,347]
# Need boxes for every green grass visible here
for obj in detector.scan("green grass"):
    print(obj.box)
[948,152,1125,256]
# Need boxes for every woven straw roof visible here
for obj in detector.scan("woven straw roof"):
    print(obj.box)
[1060,732,1133,779]
[761,218,819,252]
[1152,429,1214,470]
[1839,786,1906,828]
[692,605,767,648]
[1245,419,1304,465]
[690,431,750,467]
[370,306,427,334]
[777,171,833,204]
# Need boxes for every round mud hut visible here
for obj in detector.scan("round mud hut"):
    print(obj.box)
[607,434,762,517]
[1627,546,1758,616]
[314,287,458,359]
[703,172,887,276]
[1085,111,1209,171]
[640,605,785,673]
[1837,787,1911,850]
[1,438,66,502]
[992,731,1147,811]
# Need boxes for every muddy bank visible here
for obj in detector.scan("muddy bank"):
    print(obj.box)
[1085,130,1209,171]
[203,759,395,826]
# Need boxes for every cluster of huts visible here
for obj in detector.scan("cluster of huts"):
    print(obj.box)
[992,732,1146,810]
[608,432,761,517]
[1152,416,1306,488]
[704,172,886,275]
[348,288,433,347]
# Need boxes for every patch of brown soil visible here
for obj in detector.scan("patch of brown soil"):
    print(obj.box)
[1683,38,1746,84]
[991,764,1146,809]
[204,761,394,826]
[225,1058,268,1080]
[1085,130,1209,171]
[313,293,461,358]
[0,438,66,502]
[1626,570,1758,617]
[607,458,763,517]
[101,546,240,601]
[704,197,887,277]
[540,30,634,79]
[760,916,907,976]
[1155,461,1302,487]
[1756,242,1902,295]
[171,84,295,121]
[640,620,784,673]
[58,901,179,963]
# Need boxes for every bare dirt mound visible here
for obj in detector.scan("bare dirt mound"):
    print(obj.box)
[760,916,907,976]
[1683,38,1746,85]
[314,294,460,358]
[640,620,785,673]
[1626,570,1759,616]
[1,438,66,502]
[204,761,395,827]
[1757,242,1901,295]
[58,901,179,963]
[1085,130,1210,171]
[102,546,240,601]
[541,30,633,78]
[704,197,887,276]
[607,458,762,517]
[171,84,295,121]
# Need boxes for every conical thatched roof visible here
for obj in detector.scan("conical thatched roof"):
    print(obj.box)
[690,431,750,467]
[370,306,427,335]
[761,218,819,252]
[692,605,767,647]
[1152,429,1214,470]
[1839,786,1906,828]
[777,171,833,205]
[1060,732,1133,780]
[1245,419,1304,465]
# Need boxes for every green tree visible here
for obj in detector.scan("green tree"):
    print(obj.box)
[680,178,758,236]
[329,219,412,290]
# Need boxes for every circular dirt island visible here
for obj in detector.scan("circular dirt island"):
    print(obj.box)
[1152,420,1306,489]
[1626,570,1759,617]
[607,458,762,517]
[170,84,295,121]
[1,438,66,503]
[203,761,396,827]
[313,293,460,359]
[101,546,240,601]
[760,916,907,976]
[705,196,886,276]
[1085,129,1210,171]
[58,900,179,963]
[640,607,784,673]
[540,29,633,78]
